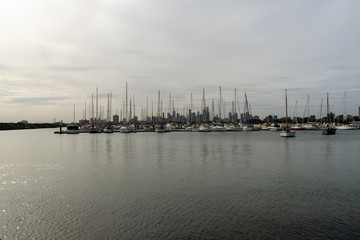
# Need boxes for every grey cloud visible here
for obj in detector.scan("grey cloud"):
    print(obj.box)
[6,97,67,105]
[46,66,95,71]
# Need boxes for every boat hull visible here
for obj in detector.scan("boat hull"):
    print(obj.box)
[336,126,357,130]
[120,127,132,133]
[280,131,296,137]
[155,128,167,133]
[322,128,336,135]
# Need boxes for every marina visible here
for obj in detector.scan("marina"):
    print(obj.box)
[2,1,360,239]
[51,85,360,135]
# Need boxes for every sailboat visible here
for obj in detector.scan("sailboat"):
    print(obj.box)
[242,93,255,131]
[120,82,132,133]
[280,89,296,137]
[336,91,356,130]
[322,93,336,135]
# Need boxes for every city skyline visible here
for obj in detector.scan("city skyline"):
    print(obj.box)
[1,0,360,123]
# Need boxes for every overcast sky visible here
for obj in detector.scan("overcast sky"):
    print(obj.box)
[1,0,359,122]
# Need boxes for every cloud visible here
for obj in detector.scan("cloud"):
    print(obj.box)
[6,96,68,106]
[46,66,95,71]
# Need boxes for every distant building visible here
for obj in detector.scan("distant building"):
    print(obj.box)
[79,119,89,125]
[343,114,352,121]
[113,115,119,125]
[328,112,335,122]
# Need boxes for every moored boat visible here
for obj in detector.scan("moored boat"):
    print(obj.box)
[322,93,336,136]
[67,124,80,134]
[155,125,167,133]
[242,124,255,131]
[290,124,305,130]
[268,123,282,131]
[120,126,132,133]
[280,89,296,138]
[103,126,114,133]
[225,124,243,131]
[336,124,357,130]
[211,125,227,132]
[198,124,211,132]
[322,127,336,135]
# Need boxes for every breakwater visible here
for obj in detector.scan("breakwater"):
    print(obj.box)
[0,122,60,131]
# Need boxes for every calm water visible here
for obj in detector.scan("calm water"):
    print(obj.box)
[1,129,360,239]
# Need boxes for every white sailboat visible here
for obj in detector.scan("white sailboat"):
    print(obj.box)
[242,93,255,131]
[155,124,167,133]
[336,125,357,130]
[322,93,336,135]
[120,82,132,133]
[211,125,227,132]
[280,89,296,137]
[198,124,211,132]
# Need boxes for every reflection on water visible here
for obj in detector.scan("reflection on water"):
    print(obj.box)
[1,129,360,239]
[324,138,334,161]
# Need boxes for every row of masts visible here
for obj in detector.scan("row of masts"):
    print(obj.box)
[74,84,350,125]
[76,84,251,125]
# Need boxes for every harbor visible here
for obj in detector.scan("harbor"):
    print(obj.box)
[54,121,360,134]
[2,1,360,239]
[54,86,360,135]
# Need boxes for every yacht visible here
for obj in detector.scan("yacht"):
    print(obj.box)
[120,126,132,133]
[155,125,167,133]
[103,126,114,133]
[268,123,282,131]
[280,89,296,137]
[336,124,357,130]
[211,125,227,132]
[198,124,211,132]
[66,125,80,134]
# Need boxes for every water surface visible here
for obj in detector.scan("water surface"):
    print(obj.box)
[1,129,360,239]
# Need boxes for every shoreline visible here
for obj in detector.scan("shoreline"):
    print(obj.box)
[0,122,60,131]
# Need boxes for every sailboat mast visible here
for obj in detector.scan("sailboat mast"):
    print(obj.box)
[158,90,160,118]
[219,86,222,120]
[244,92,249,123]
[110,91,112,121]
[211,99,215,122]
[129,97,132,121]
[84,101,86,120]
[234,88,237,121]
[146,96,149,122]
[327,92,330,125]
[320,98,323,122]
[107,92,110,122]
[96,87,98,122]
[190,93,193,123]
[126,82,128,121]
[133,94,135,120]
[91,93,94,121]
[169,93,171,118]
[202,88,207,123]
[285,89,288,131]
